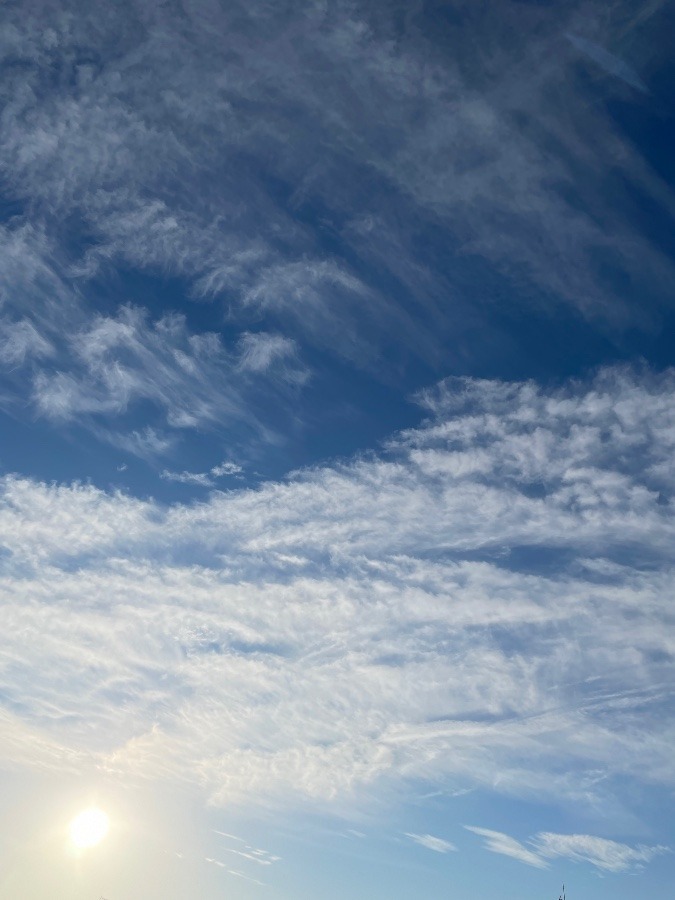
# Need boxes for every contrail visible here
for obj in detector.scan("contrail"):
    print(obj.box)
[566,33,649,93]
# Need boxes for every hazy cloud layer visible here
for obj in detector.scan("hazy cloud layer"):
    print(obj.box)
[0,366,673,831]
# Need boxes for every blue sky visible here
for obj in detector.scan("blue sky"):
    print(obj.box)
[1,1,674,898]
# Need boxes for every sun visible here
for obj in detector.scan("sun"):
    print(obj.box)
[68,808,110,849]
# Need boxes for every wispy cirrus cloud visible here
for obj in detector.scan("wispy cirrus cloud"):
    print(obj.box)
[236,333,299,374]
[213,830,281,867]
[405,833,457,854]
[18,304,306,456]
[160,469,214,487]
[236,331,309,387]
[464,827,547,869]
[0,318,55,367]
[161,459,244,487]
[465,826,669,872]
[33,306,239,426]
[533,832,669,872]
[204,858,265,886]
[0,0,673,473]
[103,424,175,459]
[0,0,673,394]
[566,33,649,93]
[210,461,243,478]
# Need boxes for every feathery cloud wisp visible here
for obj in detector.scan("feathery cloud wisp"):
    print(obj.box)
[466,826,670,872]
[405,833,457,854]
[464,827,548,869]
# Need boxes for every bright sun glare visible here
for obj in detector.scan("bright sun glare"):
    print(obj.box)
[68,808,110,849]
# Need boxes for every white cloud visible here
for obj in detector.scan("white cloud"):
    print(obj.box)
[532,832,669,872]
[405,833,457,854]
[466,826,669,873]
[0,224,307,452]
[0,318,54,366]
[212,830,280,862]
[104,425,175,459]
[33,306,236,427]
[204,858,265,886]
[242,260,381,362]
[209,829,279,883]
[464,827,548,869]
[211,461,243,478]
[0,366,673,825]
[236,332,305,382]
[160,460,244,486]
[160,469,214,487]
[23,305,300,454]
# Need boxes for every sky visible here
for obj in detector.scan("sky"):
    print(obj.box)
[0,1,674,898]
